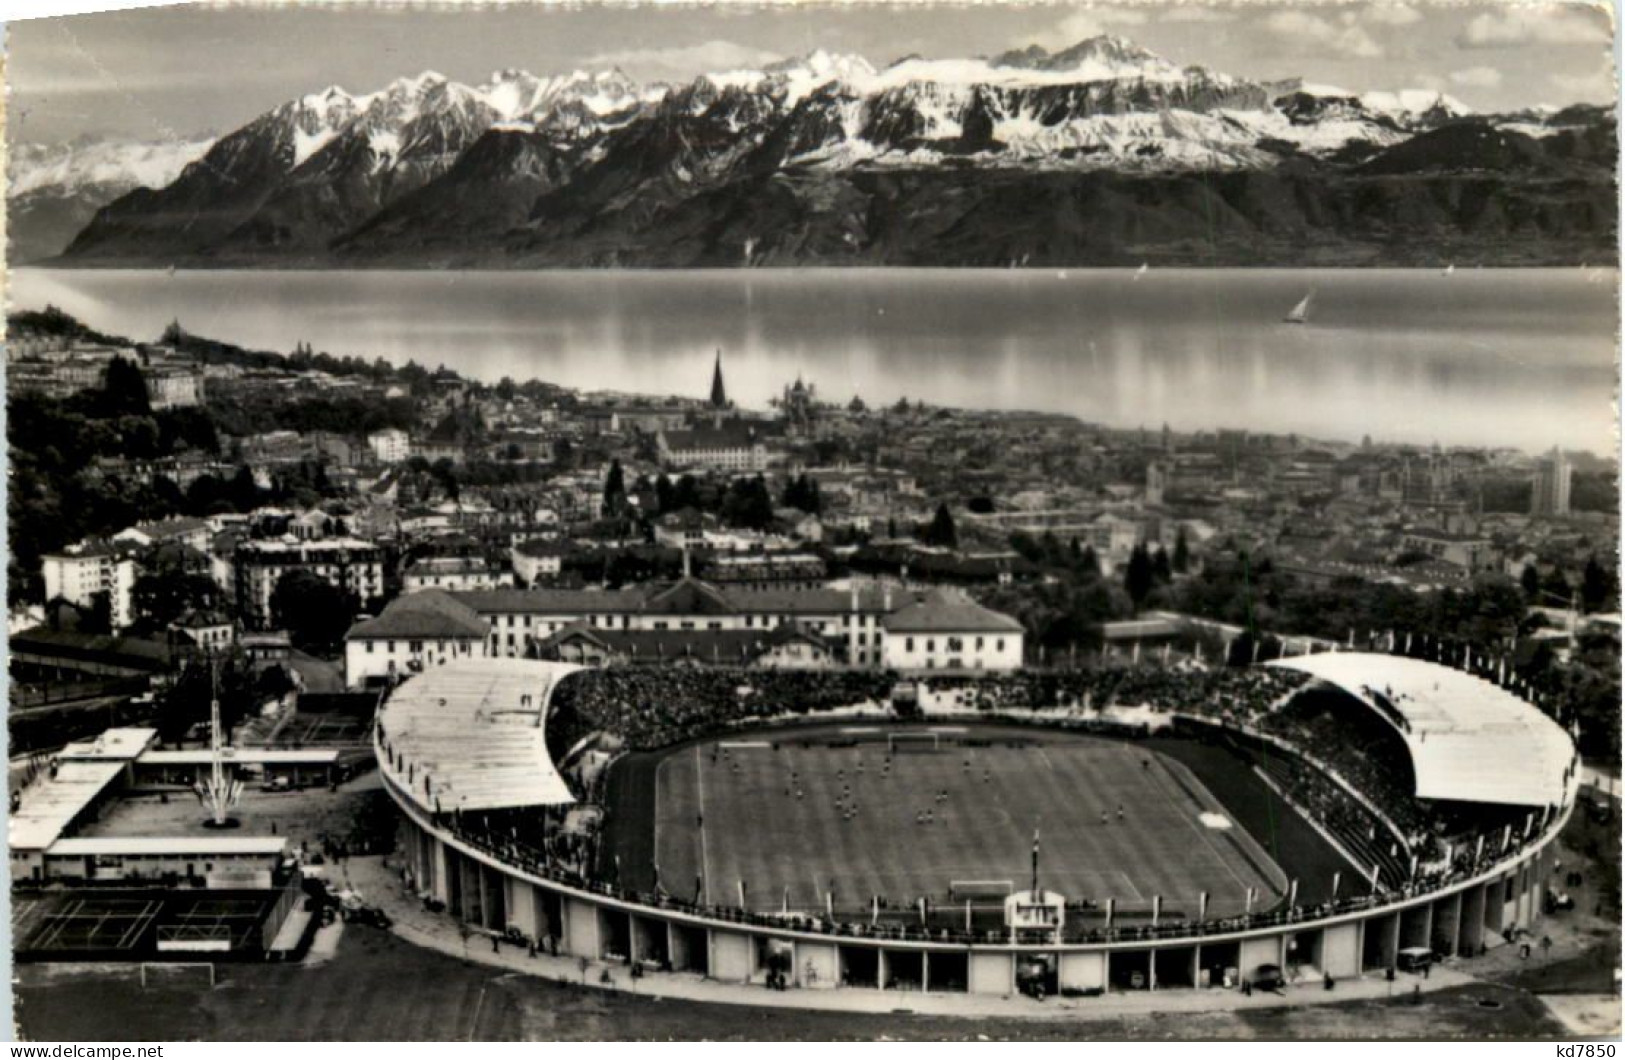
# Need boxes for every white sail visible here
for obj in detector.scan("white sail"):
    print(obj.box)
[1284,291,1313,324]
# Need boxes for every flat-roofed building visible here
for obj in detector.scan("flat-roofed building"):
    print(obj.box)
[234,536,385,627]
[42,539,142,630]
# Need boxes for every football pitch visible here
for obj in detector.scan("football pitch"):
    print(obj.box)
[653,729,1286,919]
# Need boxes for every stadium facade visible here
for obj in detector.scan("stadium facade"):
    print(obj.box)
[377,655,1576,1003]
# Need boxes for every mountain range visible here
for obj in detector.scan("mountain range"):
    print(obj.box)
[17,36,1617,268]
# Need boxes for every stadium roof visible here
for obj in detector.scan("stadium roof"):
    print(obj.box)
[10,761,126,852]
[377,658,579,815]
[1271,652,1575,807]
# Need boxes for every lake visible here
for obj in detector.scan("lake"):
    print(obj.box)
[9,267,1617,454]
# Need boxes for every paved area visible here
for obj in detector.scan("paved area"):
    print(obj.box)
[1540,994,1622,1037]
[345,855,1482,1019]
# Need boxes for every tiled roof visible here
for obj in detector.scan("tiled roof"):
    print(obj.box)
[347,590,489,641]
[881,591,1024,633]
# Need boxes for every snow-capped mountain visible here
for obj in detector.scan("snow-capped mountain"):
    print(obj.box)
[7,135,213,263]
[9,136,213,198]
[46,35,1617,267]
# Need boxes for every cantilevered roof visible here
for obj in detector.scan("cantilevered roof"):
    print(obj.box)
[376,658,580,815]
[10,761,126,852]
[1270,652,1575,808]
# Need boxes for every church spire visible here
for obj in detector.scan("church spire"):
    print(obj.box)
[709,348,729,409]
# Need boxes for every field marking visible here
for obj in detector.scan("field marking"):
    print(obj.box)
[466,981,488,1041]
[694,745,711,902]
[1141,755,1251,898]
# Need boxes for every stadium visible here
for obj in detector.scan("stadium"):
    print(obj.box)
[377,648,1578,1002]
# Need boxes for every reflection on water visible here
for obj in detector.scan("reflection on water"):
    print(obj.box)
[10,266,1616,454]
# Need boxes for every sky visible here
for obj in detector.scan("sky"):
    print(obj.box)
[4,0,1617,144]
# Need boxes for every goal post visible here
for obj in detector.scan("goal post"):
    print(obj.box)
[886,732,942,754]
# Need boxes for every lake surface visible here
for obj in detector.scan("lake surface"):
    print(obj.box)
[10,267,1617,454]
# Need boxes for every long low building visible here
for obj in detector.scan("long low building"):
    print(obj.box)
[345,577,1027,686]
[42,836,289,886]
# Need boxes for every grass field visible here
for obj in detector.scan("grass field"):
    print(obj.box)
[651,728,1285,919]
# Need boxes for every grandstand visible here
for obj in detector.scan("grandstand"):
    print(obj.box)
[1271,653,1577,807]
[376,658,581,816]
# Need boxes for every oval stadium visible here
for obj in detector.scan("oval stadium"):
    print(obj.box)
[376,649,1578,1003]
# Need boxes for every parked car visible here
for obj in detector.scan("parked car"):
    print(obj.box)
[1252,963,1285,991]
[1397,947,1435,973]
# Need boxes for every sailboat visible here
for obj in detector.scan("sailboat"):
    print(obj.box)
[1283,290,1314,325]
[1134,263,1149,281]
[1443,264,1456,276]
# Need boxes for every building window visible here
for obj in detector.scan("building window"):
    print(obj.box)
[996,639,1005,651]
[906,637,914,652]
[926,639,935,653]
[366,642,375,654]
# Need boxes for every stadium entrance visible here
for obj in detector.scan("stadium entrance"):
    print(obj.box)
[1198,939,1241,988]
[1014,953,1058,998]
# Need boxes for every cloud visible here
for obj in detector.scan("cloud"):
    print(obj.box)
[1458,5,1612,48]
[1161,5,1230,23]
[1365,4,1423,27]
[1449,66,1504,89]
[1262,10,1382,59]
[582,40,786,81]
[1550,69,1615,100]
[1028,7,1149,49]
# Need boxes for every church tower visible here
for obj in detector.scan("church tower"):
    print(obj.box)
[709,348,729,409]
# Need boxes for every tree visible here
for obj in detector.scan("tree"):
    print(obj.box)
[782,474,822,515]
[132,569,219,632]
[919,503,958,548]
[1581,555,1617,614]
[1541,567,1573,606]
[720,476,775,530]
[153,651,257,745]
[603,460,627,517]
[269,570,355,653]
[1151,546,1173,584]
[83,591,114,635]
[1172,529,1190,574]
[1520,562,1542,600]
[101,356,151,417]
[1124,543,1154,611]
